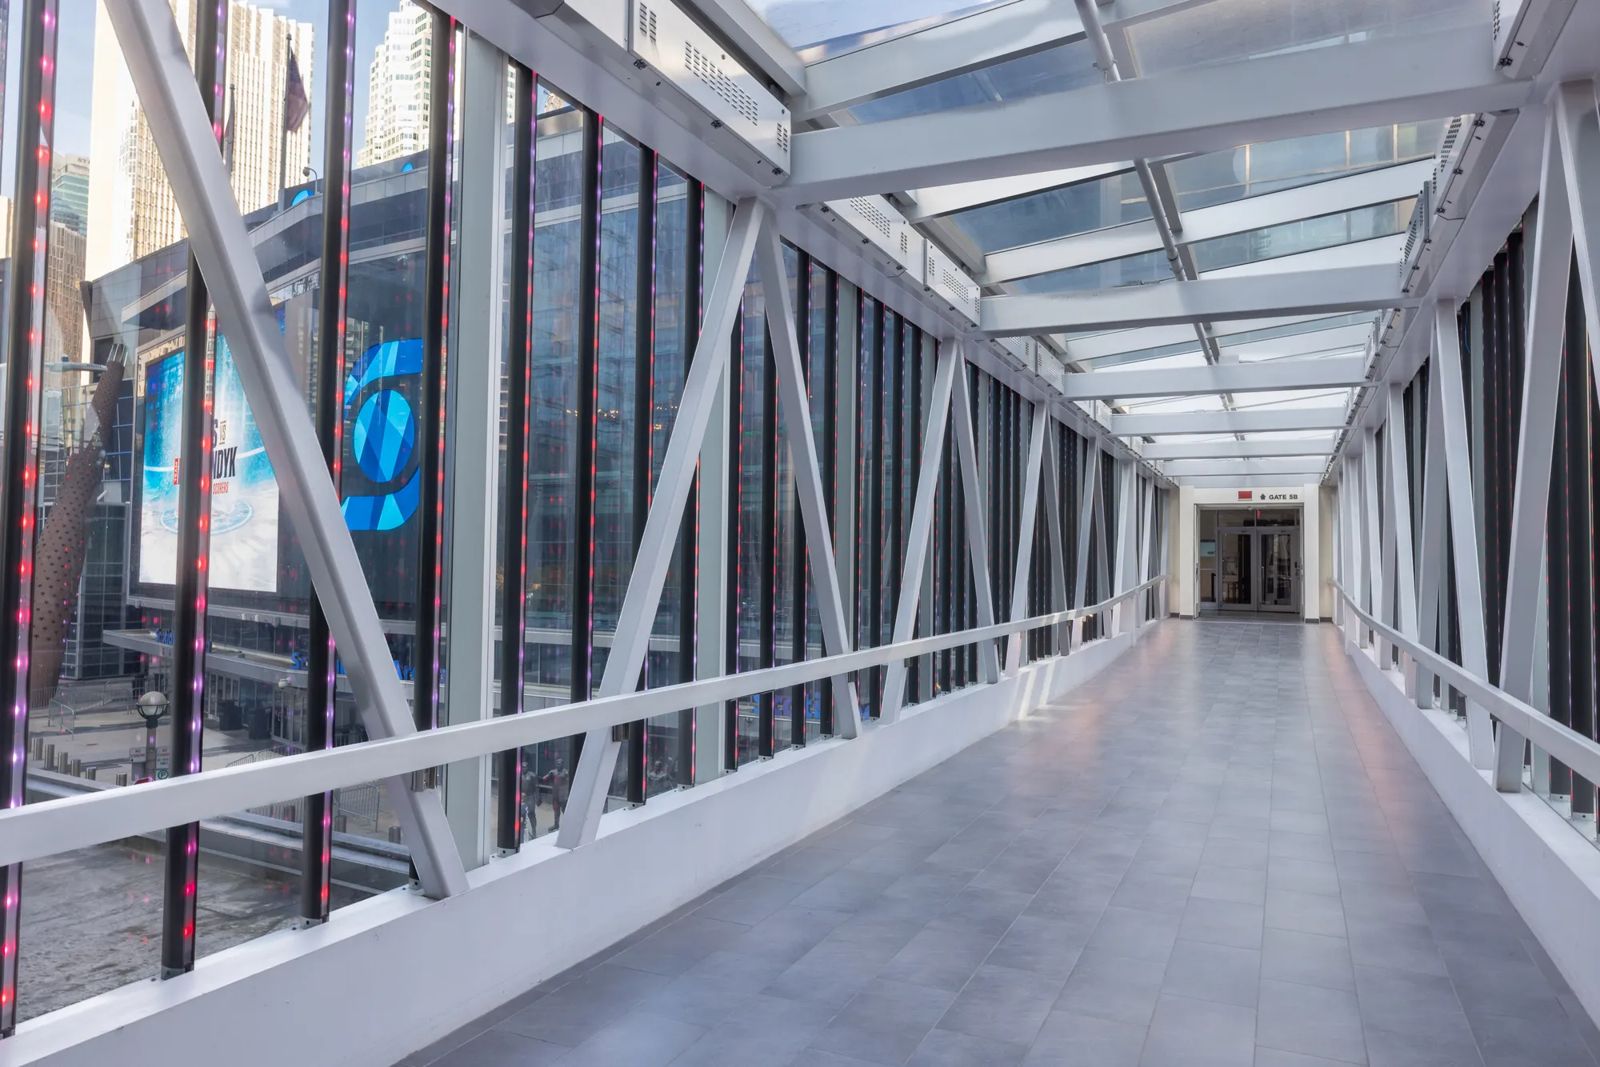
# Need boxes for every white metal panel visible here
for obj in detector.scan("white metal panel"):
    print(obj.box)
[630,0,792,175]
[923,240,981,324]
[820,195,926,278]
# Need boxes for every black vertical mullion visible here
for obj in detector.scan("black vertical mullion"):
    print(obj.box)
[868,303,885,716]
[414,13,455,737]
[758,320,777,758]
[676,180,702,780]
[723,309,742,772]
[571,111,603,780]
[163,0,225,977]
[820,269,837,736]
[494,66,535,851]
[308,0,359,888]
[789,253,809,746]
[625,148,657,804]
[0,0,59,1032]
[888,316,904,707]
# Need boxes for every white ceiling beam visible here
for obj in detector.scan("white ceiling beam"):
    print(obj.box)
[1111,406,1348,436]
[1161,457,1330,478]
[1081,322,1371,367]
[982,160,1431,284]
[799,0,1085,120]
[680,0,809,99]
[1059,355,1369,400]
[1174,474,1322,488]
[1203,233,1406,279]
[904,163,1133,222]
[983,265,1412,335]
[1142,437,1337,459]
[783,25,1526,202]
[1062,314,1337,362]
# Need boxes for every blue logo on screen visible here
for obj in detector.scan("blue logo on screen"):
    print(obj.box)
[342,338,423,532]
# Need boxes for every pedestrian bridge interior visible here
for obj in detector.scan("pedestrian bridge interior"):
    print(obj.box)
[2,0,1600,1064]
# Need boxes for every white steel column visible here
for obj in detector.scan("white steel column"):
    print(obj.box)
[1433,303,1498,768]
[441,31,510,867]
[694,197,733,786]
[1498,102,1582,790]
[756,221,864,734]
[558,199,767,849]
[102,0,469,897]
[1004,403,1048,674]
[1042,420,1070,652]
[950,349,1002,682]
[1415,340,1448,711]
[881,341,958,723]
[1383,384,1420,695]
[1073,438,1102,649]
[1138,477,1157,627]
[1111,459,1138,634]
[1360,431,1384,654]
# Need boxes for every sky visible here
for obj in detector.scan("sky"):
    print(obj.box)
[7,0,403,197]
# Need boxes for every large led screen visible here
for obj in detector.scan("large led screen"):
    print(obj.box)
[138,339,280,592]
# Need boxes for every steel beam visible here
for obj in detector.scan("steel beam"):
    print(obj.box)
[984,161,1430,284]
[784,25,1528,201]
[1383,384,1420,697]
[1109,406,1347,436]
[904,162,1132,222]
[1059,355,1368,400]
[950,349,1003,682]
[756,221,864,732]
[881,341,958,722]
[1141,437,1336,460]
[556,200,768,849]
[799,0,1086,119]
[983,266,1410,335]
[1498,101,1585,790]
[1005,403,1048,672]
[1160,458,1328,478]
[1042,420,1070,651]
[105,0,468,899]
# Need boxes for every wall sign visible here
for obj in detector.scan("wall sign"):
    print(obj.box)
[1235,489,1303,503]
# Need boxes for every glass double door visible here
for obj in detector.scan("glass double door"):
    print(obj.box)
[1218,526,1300,613]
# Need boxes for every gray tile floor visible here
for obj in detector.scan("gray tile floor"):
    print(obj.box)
[404,622,1600,1067]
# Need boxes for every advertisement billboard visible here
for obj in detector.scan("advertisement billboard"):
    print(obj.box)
[137,338,280,593]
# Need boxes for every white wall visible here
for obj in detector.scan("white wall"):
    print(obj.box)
[9,626,1158,1067]
[1170,485,1328,619]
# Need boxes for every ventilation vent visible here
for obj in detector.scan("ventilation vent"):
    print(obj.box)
[846,197,895,240]
[636,2,657,46]
[775,123,789,154]
[684,41,757,125]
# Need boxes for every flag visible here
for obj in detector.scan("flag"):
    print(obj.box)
[283,46,309,133]
[221,87,236,172]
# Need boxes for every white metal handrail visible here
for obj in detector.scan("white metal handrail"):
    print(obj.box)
[1334,583,1600,791]
[0,577,1167,869]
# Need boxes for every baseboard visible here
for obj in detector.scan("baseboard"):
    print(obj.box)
[8,623,1155,1067]
[1347,642,1600,1033]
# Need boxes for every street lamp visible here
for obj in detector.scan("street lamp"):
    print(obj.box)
[134,689,169,781]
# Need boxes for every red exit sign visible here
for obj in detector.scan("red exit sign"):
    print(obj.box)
[1237,490,1253,500]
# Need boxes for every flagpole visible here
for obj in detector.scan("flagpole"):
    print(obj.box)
[278,29,290,204]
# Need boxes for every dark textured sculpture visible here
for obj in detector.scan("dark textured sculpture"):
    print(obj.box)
[30,346,127,709]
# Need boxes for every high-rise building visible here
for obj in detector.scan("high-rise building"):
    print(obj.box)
[50,154,90,236]
[357,0,433,167]
[85,0,314,281]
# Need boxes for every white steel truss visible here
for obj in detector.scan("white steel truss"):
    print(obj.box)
[1057,355,1369,401]
[104,0,470,899]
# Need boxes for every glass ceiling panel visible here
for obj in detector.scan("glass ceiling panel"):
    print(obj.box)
[1010,249,1169,295]
[1121,394,1230,413]
[849,40,1102,122]
[1078,312,1378,367]
[945,169,1150,253]
[1122,0,1480,77]
[1191,200,1414,273]
[1166,121,1446,211]
[750,0,1009,53]
[1234,389,1353,409]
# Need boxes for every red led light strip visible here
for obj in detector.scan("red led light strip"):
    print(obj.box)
[0,0,59,1031]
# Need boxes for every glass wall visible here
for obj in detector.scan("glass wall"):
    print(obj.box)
[0,2,1135,1030]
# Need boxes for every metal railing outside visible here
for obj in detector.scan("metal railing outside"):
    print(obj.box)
[0,576,1168,873]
